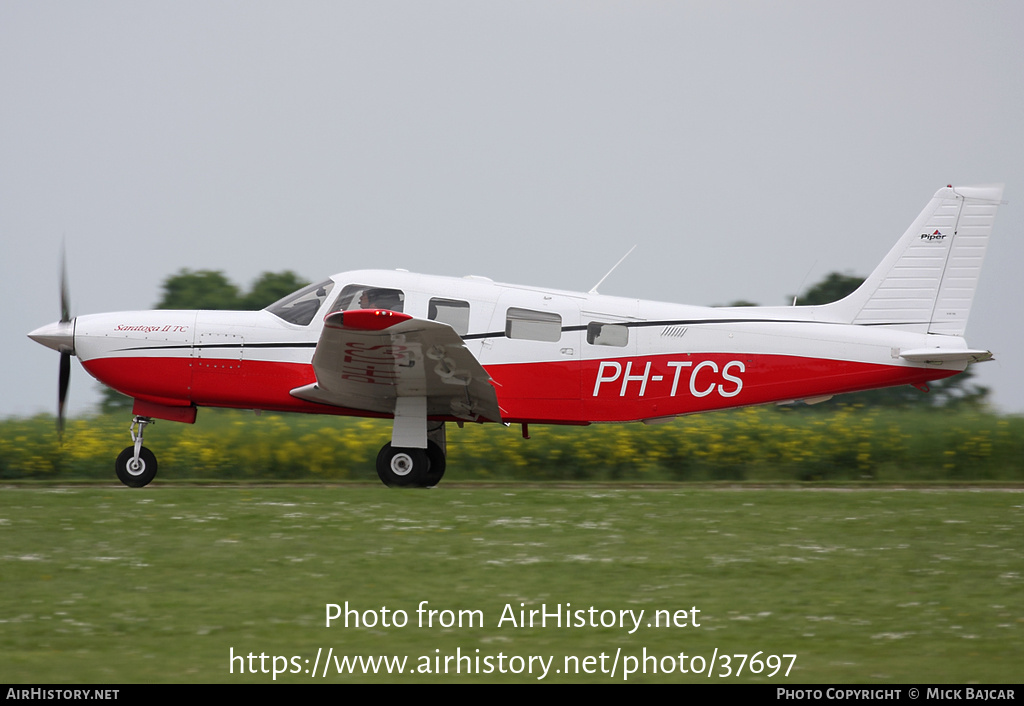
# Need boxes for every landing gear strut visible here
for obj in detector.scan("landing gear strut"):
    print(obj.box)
[115,416,158,487]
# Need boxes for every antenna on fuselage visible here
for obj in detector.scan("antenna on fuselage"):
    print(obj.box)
[791,259,819,306]
[588,244,637,295]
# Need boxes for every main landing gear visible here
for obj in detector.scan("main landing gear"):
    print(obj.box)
[115,416,158,487]
[375,422,447,488]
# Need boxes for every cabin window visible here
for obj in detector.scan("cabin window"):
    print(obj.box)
[265,280,335,326]
[505,307,562,342]
[587,322,628,347]
[329,284,405,314]
[429,298,470,335]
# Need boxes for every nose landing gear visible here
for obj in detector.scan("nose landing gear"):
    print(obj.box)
[115,416,158,487]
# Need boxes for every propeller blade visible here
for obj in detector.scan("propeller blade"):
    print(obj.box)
[57,243,72,436]
[58,351,71,436]
[60,245,71,323]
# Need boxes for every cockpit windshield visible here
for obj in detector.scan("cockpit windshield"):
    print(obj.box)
[265,279,335,326]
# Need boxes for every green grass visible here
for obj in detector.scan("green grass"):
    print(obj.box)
[1,487,1021,683]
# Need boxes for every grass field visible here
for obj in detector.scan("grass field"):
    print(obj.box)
[1,485,1021,683]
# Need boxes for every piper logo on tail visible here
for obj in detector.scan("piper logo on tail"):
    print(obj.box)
[920,230,947,241]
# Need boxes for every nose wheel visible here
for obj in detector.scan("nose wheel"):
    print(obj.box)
[115,416,158,487]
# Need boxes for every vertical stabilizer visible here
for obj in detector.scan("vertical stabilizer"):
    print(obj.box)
[821,185,1003,335]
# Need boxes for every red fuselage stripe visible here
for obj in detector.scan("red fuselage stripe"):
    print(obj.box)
[82,352,958,423]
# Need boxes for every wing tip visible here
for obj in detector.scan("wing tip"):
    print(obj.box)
[324,309,413,331]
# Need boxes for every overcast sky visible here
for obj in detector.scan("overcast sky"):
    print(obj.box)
[3,1,1023,418]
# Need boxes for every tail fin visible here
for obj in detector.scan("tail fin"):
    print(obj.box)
[821,184,1004,335]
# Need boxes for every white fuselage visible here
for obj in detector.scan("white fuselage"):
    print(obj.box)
[71,269,965,425]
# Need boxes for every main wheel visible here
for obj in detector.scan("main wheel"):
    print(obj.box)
[424,440,446,487]
[115,446,158,488]
[375,444,429,487]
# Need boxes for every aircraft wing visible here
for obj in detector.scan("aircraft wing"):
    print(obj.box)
[290,309,502,422]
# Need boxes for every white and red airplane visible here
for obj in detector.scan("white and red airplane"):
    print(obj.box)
[29,184,1003,488]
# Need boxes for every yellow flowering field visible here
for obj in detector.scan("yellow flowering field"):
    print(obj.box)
[1,406,1022,482]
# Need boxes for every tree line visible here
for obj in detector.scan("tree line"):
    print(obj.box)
[155,269,309,310]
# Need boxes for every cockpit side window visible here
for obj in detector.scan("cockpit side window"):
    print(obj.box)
[265,280,335,326]
[329,285,405,314]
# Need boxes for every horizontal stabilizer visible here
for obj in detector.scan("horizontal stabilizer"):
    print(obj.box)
[899,348,993,365]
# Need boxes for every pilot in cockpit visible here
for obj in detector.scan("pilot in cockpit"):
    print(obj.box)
[359,288,403,312]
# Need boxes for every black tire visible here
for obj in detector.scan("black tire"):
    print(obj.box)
[115,446,158,488]
[424,440,446,487]
[376,444,429,487]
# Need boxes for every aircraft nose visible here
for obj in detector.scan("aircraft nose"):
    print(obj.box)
[28,319,76,354]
